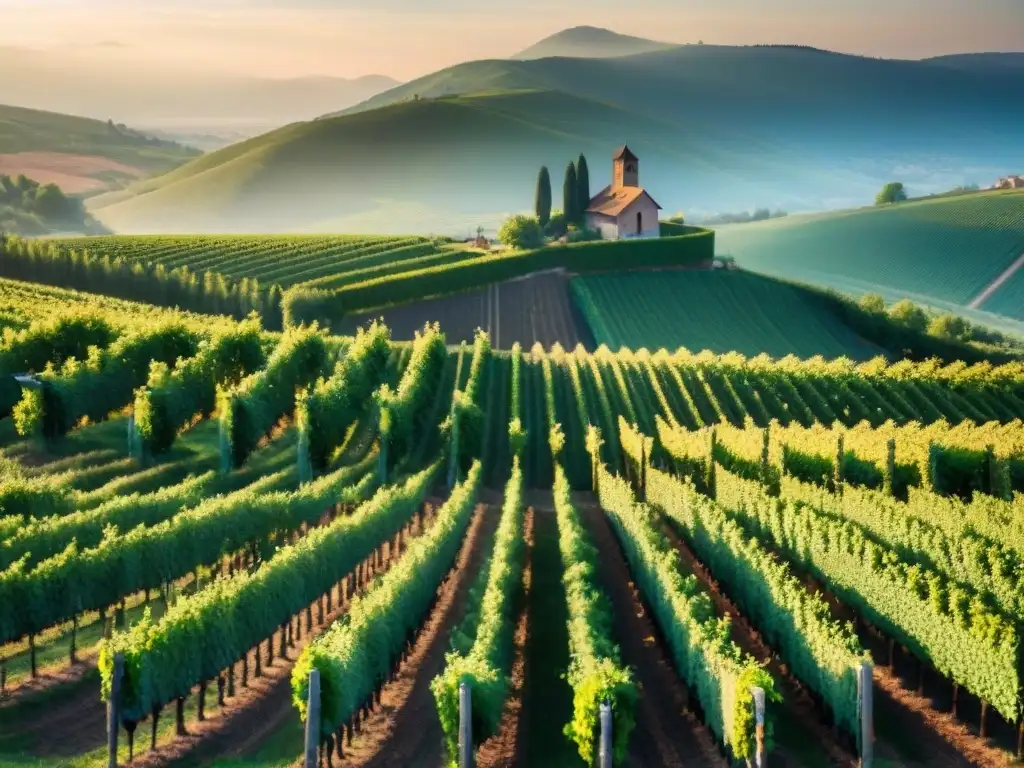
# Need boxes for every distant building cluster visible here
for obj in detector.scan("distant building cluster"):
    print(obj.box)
[993,175,1024,190]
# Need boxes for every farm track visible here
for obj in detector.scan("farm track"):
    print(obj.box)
[970,251,1024,309]
[142,498,453,768]
[580,502,727,768]
[327,503,495,768]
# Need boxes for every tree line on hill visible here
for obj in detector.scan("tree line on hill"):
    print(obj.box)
[686,209,788,226]
[855,293,1022,353]
[499,153,601,249]
[0,234,284,330]
[0,174,107,236]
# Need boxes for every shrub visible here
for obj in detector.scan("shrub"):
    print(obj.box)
[929,313,972,342]
[498,214,544,250]
[544,210,567,238]
[888,299,928,333]
[566,226,601,243]
[858,293,886,314]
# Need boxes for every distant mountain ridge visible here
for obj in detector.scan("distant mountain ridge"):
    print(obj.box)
[91,32,1024,235]
[512,25,675,60]
[0,47,401,127]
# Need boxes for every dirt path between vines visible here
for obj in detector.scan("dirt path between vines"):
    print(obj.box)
[334,503,495,768]
[475,507,534,768]
[581,504,726,768]
[781,547,1002,766]
[131,501,446,768]
[654,514,856,768]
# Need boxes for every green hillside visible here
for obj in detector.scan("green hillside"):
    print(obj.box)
[0,103,199,173]
[571,270,884,360]
[88,89,814,234]
[713,189,1024,324]
[90,43,1024,233]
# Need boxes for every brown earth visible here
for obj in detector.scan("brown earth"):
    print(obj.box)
[653,513,855,767]
[143,504,446,767]
[475,507,534,768]
[580,503,727,768]
[0,151,144,193]
[779,547,1010,766]
[330,503,495,768]
[337,272,594,351]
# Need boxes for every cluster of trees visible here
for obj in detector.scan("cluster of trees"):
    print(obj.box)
[0,235,283,329]
[534,153,592,229]
[858,293,1024,353]
[0,175,105,236]
[105,119,190,151]
[688,208,788,226]
[499,153,598,250]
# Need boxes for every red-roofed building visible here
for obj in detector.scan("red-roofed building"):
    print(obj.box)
[584,145,662,240]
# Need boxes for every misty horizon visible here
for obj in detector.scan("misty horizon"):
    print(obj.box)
[1,0,1022,84]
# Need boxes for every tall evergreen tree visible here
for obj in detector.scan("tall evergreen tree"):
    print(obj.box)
[563,162,579,224]
[576,154,590,221]
[535,166,552,228]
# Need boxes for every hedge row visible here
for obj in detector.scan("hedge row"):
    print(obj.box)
[283,230,715,326]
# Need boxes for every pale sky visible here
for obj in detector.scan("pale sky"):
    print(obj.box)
[0,0,1021,81]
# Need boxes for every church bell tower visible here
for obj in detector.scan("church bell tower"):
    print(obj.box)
[612,145,639,189]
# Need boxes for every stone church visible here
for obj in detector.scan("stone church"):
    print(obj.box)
[584,145,662,240]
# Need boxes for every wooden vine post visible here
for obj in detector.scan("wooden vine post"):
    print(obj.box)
[297,408,312,486]
[598,700,612,768]
[304,668,320,768]
[884,439,896,496]
[218,408,232,476]
[638,434,648,502]
[458,681,473,768]
[834,434,845,495]
[707,428,718,499]
[107,652,124,768]
[752,686,767,767]
[858,661,874,767]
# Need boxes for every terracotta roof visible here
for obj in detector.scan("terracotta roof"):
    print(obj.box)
[612,145,638,162]
[585,184,662,217]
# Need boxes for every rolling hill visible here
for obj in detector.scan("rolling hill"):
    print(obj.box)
[0,104,200,194]
[512,26,674,60]
[713,188,1024,331]
[89,89,825,234]
[91,39,1024,233]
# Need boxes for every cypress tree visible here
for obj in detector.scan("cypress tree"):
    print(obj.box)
[576,154,590,222]
[563,162,579,224]
[535,166,552,228]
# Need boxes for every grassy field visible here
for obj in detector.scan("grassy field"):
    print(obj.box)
[714,189,1024,315]
[85,87,838,235]
[0,104,199,193]
[570,269,884,359]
